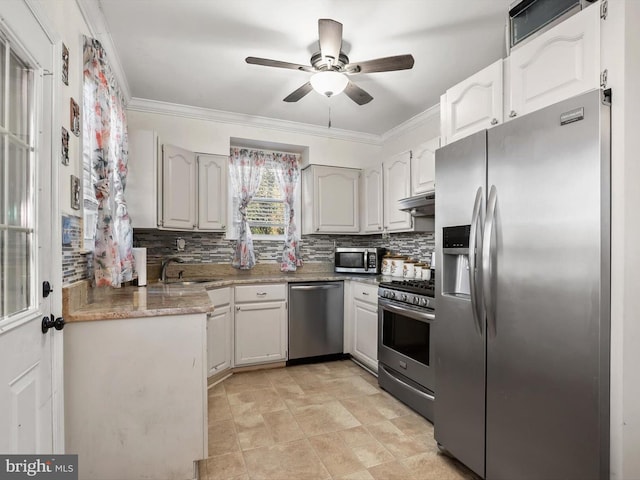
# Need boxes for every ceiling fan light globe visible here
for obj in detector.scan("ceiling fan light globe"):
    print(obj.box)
[310,71,348,97]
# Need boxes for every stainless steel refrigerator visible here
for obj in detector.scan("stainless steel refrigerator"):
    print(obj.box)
[434,89,610,480]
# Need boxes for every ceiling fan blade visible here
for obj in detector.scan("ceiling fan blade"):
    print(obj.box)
[318,19,342,65]
[343,81,373,105]
[346,54,415,74]
[246,57,314,73]
[283,82,313,102]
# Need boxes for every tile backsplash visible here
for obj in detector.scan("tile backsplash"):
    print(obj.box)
[62,215,93,285]
[133,230,435,266]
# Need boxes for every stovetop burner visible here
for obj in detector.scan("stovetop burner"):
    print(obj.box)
[379,278,435,295]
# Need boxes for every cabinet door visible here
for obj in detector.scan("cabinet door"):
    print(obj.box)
[508,4,600,118]
[207,305,231,376]
[312,166,360,233]
[235,301,287,366]
[161,144,197,230]
[353,298,378,372]
[198,154,227,231]
[127,130,158,228]
[362,166,384,233]
[383,153,412,232]
[411,137,440,196]
[441,59,503,145]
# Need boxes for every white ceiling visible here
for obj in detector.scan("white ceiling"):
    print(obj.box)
[95,0,509,136]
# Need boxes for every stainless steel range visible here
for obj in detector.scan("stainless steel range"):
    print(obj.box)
[378,279,435,422]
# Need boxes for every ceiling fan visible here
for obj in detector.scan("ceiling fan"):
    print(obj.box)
[246,18,414,105]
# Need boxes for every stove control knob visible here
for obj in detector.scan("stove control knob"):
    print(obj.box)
[389,292,396,299]
[420,298,428,307]
[401,294,408,301]
[412,296,420,305]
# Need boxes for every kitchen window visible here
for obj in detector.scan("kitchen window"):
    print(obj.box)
[228,154,301,241]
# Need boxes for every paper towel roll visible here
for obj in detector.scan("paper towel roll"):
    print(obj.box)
[132,247,147,286]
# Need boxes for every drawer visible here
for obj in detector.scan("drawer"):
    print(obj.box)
[235,283,286,303]
[353,282,378,304]
[207,287,232,307]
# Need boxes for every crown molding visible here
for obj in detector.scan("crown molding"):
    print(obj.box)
[75,0,132,103]
[381,103,441,142]
[127,97,383,145]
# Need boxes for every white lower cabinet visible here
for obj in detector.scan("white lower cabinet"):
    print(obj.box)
[207,287,232,377]
[234,284,287,366]
[349,282,379,372]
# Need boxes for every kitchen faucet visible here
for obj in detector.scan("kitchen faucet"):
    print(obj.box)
[160,256,185,283]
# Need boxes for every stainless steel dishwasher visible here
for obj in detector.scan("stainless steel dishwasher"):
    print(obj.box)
[288,282,344,362]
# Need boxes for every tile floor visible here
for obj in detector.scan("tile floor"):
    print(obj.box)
[200,360,479,480]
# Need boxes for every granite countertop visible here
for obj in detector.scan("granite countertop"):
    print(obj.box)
[65,273,384,322]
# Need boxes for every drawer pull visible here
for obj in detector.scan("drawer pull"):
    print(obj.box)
[256,292,267,296]
[362,292,369,296]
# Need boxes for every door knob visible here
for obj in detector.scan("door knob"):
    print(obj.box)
[42,314,65,334]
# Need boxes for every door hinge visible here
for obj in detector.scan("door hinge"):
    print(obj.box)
[600,69,609,89]
[601,0,608,20]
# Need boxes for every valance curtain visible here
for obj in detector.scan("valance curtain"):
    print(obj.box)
[83,36,134,287]
[229,148,266,269]
[273,154,303,272]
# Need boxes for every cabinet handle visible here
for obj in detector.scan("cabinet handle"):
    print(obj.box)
[509,110,517,118]
[256,292,267,296]
[236,306,241,311]
[221,225,225,229]
[490,118,498,125]
[193,224,197,229]
[378,226,382,230]
[316,228,320,232]
[362,292,369,296]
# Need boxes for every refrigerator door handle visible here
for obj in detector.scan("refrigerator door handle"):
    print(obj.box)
[483,185,498,338]
[468,186,484,336]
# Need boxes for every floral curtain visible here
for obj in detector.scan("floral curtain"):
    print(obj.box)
[229,148,266,269]
[274,154,303,272]
[83,36,134,287]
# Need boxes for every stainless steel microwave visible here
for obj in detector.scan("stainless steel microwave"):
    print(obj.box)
[334,247,385,274]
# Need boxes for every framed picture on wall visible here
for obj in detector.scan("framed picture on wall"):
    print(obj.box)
[61,43,69,86]
[71,175,81,210]
[70,97,80,136]
[61,126,69,165]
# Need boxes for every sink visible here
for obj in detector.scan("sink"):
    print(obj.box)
[163,279,221,286]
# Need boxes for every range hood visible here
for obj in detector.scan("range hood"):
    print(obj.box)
[398,190,435,217]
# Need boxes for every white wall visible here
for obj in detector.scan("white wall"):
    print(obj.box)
[381,104,441,159]
[127,108,383,170]
[607,1,640,478]
[34,0,91,215]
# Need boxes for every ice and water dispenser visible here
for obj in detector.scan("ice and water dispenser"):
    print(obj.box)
[442,225,471,297]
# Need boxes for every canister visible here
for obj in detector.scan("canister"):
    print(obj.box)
[381,253,393,276]
[403,260,417,279]
[390,257,406,277]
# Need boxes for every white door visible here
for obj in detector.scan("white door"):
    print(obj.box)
[508,4,600,119]
[353,299,378,372]
[234,301,287,366]
[383,153,412,232]
[314,166,360,233]
[161,144,197,230]
[441,59,504,145]
[362,166,383,233]
[0,11,56,454]
[411,137,440,195]
[198,154,227,231]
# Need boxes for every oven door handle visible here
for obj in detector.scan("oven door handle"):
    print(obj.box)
[380,365,435,401]
[378,299,435,323]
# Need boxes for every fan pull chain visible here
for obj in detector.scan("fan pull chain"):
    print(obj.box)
[328,103,332,129]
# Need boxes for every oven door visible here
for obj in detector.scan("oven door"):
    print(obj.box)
[378,297,435,391]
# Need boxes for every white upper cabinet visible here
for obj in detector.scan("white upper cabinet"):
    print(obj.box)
[197,154,227,231]
[161,144,197,230]
[361,165,384,233]
[383,152,412,232]
[508,4,600,119]
[441,59,504,146]
[302,165,360,234]
[127,130,159,228]
[411,137,440,195]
